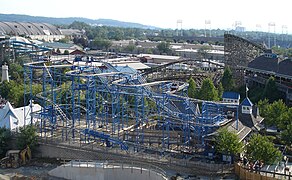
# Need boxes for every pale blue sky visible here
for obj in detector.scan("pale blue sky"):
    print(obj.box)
[0,0,291,33]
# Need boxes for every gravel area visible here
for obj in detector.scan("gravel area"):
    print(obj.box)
[0,158,64,179]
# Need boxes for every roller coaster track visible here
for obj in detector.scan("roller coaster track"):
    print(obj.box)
[224,33,270,86]
[142,58,224,76]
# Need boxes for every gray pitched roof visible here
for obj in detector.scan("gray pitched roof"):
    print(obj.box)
[248,54,292,77]
[0,21,62,36]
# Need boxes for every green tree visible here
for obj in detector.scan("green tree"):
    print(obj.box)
[216,128,243,155]
[16,125,38,151]
[187,77,197,98]
[92,38,112,50]
[221,67,234,91]
[198,78,218,101]
[124,44,136,53]
[262,76,281,102]
[281,124,292,146]
[0,80,24,107]
[217,82,224,100]
[277,107,292,130]
[0,128,11,158]
[246,134,282,164]
[257,99,269,118]
[156,41,171,54]
[9,63,24,82]
[68,21,91,30]
[264,100,288,128]
[63,49,70,55]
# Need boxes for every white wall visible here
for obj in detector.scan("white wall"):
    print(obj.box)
[49,164,167,180]
[242,106,252,114]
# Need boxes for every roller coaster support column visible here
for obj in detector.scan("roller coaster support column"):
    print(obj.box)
[23,66,34,126]
[86,75,97,131]
[111,86,120,138]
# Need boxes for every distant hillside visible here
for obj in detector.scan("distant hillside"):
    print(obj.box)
[0,14,158,29]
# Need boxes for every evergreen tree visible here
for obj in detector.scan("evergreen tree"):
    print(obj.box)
[187,77,197,98]
[217,82,224,100]
[262,76,281,102]
[221,67,234,91]
[199,78,218,101]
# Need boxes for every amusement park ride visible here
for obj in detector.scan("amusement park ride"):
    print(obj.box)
[2,38,240,154]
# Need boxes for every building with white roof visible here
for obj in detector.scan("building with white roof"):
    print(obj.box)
[138,54,181,64]
[0,101,41,131]
[175,49,224,61]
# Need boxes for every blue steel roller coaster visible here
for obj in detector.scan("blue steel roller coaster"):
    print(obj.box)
[22,50,239,154]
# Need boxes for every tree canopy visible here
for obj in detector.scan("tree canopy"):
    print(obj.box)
[187,77,198,98]
[258,99,292,146]
[0,128,11,158]
[216,128,243,155]
[198,78,218,101]
[262,76,281,102]
[246,134,282,164]
[156,41,171,54]
[91,37,112,50]
[16,125,38,151]
[221,67,234,91]
[262,100,288,128]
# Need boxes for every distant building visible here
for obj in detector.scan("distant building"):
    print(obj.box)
[59,29,86,40]
[0,21,63,41]
[41,42,83,54]
[0,21,85,42]
[175,49,224,61]
[138,54,181,64]
[245,53,292,104]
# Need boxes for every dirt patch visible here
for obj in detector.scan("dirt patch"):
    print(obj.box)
[0,158,63,179]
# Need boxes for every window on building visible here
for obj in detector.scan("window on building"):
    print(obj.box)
[40,26,43,28]
[14,25,18,28]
